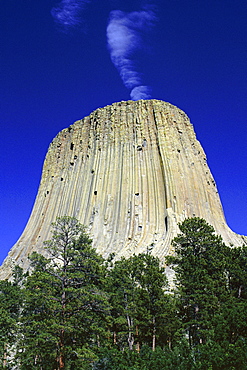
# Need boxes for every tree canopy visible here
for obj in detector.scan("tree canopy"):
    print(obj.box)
[1,216,246,369]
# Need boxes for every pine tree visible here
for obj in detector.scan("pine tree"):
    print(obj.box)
[0,266,24,369]
[215,245,247,345]
[166,217,247,368]
[18,216,109,370]
[167,217,230,347]
[106,253,178,351]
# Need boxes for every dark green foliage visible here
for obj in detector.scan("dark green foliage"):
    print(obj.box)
[166,217,247,368]
[0,266,25,369]
[215,245,247,345]
[1,216,247,369]
[106,253,179,351]
[93,342,195,370]
[18,216,109,370]
[167,217,231,346]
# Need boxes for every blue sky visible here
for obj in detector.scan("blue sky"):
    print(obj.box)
[0,0,246,265]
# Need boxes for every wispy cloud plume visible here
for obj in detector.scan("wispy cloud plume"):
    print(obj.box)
[107,9,156,100]
[51,0,91,29]
[51,0,157,100]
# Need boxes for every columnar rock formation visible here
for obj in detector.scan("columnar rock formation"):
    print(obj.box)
[1,100,246,278]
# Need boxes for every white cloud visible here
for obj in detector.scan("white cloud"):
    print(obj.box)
[130,86,152,100]
[107,9,156,100]
[51,0,91,28]
[51,1,157,100]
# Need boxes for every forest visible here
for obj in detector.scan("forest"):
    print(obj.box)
[0,216,246,370]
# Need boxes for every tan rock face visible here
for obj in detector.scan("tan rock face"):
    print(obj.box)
[1,100,246,278]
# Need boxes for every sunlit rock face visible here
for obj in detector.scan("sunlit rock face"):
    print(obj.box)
[1,100,246,278]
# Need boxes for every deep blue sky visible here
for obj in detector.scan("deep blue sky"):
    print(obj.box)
[0,0,246,265]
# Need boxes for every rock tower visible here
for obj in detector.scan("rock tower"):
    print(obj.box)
[1,100,246,278]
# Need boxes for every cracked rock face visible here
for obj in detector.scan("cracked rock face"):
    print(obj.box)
[1,100,246,278]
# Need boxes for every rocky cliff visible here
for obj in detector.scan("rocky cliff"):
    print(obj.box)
[1,100,246,278]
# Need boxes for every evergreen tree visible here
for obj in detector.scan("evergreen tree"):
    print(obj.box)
[18,216,109,370]
[2,215,245,369]
[214,245,247,345]
[0,266,24,369]
[166,217,229,347]
[106,253,178,351]
[166,217,247,369]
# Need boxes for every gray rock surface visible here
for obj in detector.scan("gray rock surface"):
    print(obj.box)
[1,100,246,279]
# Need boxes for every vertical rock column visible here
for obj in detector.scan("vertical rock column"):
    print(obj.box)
[1,100,246,278]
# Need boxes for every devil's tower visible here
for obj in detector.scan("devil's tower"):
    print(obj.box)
[1,100,246,278]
